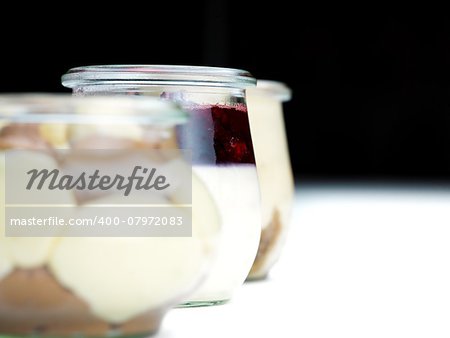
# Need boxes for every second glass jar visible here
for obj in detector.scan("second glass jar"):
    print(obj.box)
[62,65,262,306]
[246,80,294,280]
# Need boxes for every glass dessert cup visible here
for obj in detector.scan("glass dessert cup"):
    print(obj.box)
[62,65,262,306]
[0,94,221,337]
[246,80,294,280]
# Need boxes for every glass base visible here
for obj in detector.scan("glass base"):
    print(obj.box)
[175,299,229,308]
[245,273,269,282]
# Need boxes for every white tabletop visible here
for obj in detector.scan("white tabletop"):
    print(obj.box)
[159,182,450,338]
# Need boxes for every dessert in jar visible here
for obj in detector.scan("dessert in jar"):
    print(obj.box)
[0,94,221,337]
[62,65,262,306]
[246,80,294,280]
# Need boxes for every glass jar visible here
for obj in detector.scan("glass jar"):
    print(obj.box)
[62,65,262,306]
[0,94,220,337]
[246,80,294,280]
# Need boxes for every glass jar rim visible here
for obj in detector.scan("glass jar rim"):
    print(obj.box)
[62,65,257,89]
[249,80,292,102]
[0,93,187,125]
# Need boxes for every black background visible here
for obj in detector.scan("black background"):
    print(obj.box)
[2,5,449,182]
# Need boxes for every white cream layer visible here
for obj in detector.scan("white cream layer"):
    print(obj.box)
[186,165,262,302]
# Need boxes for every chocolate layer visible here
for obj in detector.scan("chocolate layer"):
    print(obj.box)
[0,124,51,151]
[0,268,164,336]
[248,209,282,279]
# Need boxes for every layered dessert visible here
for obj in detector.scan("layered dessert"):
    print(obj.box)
[0,113,220,336]
[61,64,262,305]
[176,104,261,304]
[246,81,294,280]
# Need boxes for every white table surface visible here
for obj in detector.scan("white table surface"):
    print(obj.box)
[159,182,450,338]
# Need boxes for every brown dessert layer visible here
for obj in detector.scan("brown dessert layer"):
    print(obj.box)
[0,124,51,151]
[0,268,164,336]
[248,209,282,280]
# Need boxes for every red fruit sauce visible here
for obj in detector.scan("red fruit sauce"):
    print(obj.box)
[177,104,256,165]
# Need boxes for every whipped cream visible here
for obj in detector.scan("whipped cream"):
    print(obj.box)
[185,165,261,302]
